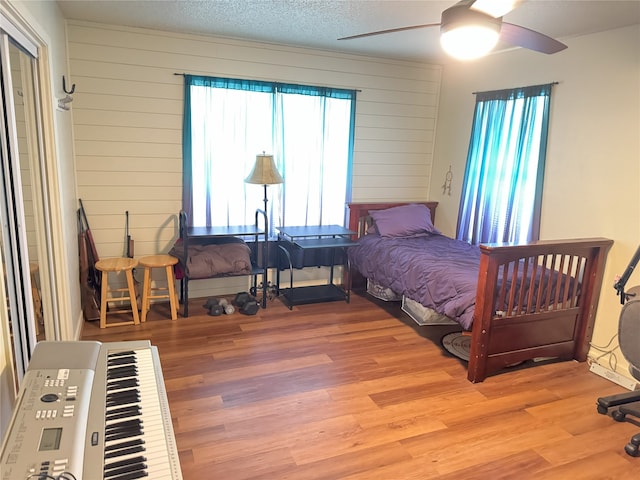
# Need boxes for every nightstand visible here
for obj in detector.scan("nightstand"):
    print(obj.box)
[275,225,356,308]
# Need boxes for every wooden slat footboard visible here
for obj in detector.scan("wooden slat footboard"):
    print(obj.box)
[468,238,613,382]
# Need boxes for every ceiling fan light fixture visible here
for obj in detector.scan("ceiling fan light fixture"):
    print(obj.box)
[470,0,517,18]
[440,5,501,61]
[440,24,500,60]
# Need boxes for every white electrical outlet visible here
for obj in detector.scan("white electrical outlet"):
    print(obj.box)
[589,362,638,391]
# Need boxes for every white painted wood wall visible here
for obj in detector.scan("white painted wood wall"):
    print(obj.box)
[67,21,441,299]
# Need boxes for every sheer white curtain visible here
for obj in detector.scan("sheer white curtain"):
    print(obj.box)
[189,86,272,228]
[456,84,553,245]
[183,75,356,234]
[276,93,352,228]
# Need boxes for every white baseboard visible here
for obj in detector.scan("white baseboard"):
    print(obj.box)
[589,362,638,391]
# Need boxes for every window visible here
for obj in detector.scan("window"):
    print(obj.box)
[456,83,553,245]
[182,75,357,234]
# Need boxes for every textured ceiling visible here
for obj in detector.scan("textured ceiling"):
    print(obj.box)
[56,0,640,63]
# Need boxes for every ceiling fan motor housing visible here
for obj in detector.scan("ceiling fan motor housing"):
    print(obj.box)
[439,4,503,60]
[440,4,502,35]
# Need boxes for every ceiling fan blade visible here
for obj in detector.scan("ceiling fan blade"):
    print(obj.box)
[338,23,440,41]
[501,22,567,54]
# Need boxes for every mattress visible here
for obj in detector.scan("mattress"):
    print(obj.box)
[401,296,457,326]
[349,233,480,329]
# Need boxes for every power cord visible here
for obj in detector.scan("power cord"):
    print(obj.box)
[26,472,77,480]
[589,332,620,372]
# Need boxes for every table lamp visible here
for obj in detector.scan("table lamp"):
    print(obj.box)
[244,152,284,214]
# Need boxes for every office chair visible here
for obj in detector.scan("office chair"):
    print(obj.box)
[596,246,640,457]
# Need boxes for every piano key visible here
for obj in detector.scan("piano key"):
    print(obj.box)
[106,392,141,407]
[105,423,143,437]
[105,438,145,452]
[108,355,137,365]
[105,466,148,480]
[107,350,137,358]
[104,427,144,442]
[107,378,139,390]
[104,445,146,459]
[99,348,176,479]
[106,470,149,480]
[104,455,147,471]
[107,366,138,380]
[105,407,142,422]
[105,432,144,444]
[105,418,142,432]
[107,386,138,396]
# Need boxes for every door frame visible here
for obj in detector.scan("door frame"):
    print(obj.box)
[0,2,74,390]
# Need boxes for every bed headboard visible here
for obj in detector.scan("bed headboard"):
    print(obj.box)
[347,202,439,238]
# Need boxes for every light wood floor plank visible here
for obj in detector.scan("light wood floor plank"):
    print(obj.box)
[81,291,640,479]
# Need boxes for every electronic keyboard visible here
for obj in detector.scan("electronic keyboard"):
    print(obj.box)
[0,340,183,480]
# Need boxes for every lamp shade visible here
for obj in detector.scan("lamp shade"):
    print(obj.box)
[245,153,284,185]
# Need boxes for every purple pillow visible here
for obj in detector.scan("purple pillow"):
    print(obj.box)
[370,203,440,238]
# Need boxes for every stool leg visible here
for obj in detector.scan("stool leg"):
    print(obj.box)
[125,269,140,325]
[141,267,151,322]
[99,271,109,329]
[165,265,178,320]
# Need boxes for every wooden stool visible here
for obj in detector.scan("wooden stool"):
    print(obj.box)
[95,257,140,328]
[139,254,179,321]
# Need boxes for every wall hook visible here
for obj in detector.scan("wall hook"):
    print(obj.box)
[62,75,75,95]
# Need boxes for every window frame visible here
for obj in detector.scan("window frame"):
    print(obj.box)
[181,75,357,234]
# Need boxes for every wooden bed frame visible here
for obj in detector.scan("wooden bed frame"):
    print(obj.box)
[347,202,613,383]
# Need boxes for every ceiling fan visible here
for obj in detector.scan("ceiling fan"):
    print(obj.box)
[338,0,567,60]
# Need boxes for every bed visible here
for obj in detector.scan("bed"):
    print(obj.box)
[347,201,613,383]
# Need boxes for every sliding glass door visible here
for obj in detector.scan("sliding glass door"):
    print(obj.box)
[0,17,53,391]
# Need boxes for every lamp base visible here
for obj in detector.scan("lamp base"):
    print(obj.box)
[262,184,268,215]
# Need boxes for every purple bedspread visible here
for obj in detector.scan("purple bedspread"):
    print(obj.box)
[349,234,480,329]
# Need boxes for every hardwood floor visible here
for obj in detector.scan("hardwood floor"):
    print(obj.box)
[81,291,640,479]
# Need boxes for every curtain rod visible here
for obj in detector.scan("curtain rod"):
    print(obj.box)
[472,81,559,95]
[173,72,362,92]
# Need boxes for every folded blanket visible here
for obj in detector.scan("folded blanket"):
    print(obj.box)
[170,239,252,279]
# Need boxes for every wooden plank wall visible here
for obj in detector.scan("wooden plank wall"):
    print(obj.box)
[67,21,441,298]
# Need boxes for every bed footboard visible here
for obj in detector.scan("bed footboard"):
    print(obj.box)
[468,238,613,382]
[347,202,613,383]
